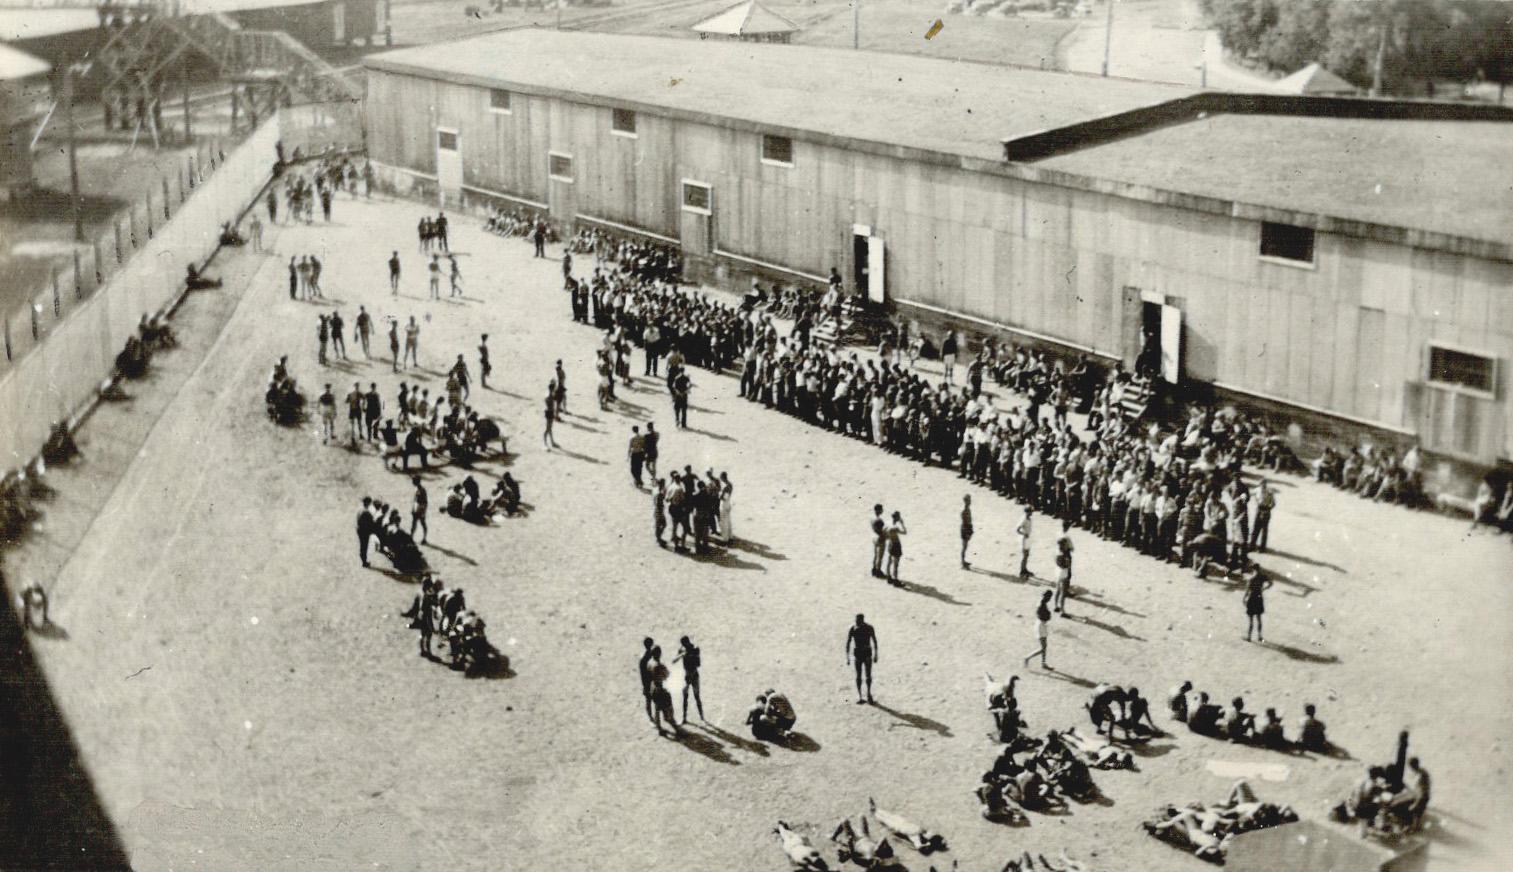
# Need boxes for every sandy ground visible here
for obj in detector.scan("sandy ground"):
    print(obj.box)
[7,191,1513,871]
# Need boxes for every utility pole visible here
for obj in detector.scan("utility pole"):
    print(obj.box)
[1370,23,1386,97]
[63,65,83,243]
[853,0,860,50]
[1101,0,1114,77]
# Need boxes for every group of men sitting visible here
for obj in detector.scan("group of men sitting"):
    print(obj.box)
[1313,442,1426,507]
[115,313,178,380]
[444,472,522,522]
[400,574,501,675]
[1168,680,1329,753]
[566,227,682,285]
[264,355,306,424]
[484,206,555,241]
[1143,780,1299,861]
[1332,755,1432,837]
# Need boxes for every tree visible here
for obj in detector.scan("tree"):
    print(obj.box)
[1259,0,1332,72]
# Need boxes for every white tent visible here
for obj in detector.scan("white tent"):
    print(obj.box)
[1274,62,1358,96]
[692,0,799,42]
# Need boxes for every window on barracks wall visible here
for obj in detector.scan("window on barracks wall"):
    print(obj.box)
[1427,344,1496,395]
[682,182,711,212]
[489,89,511,112]
[612,108,636,135]
[1259,221,1315,264]
[762,134,793,165]
[549,153,573,181]
[437,131,459,151]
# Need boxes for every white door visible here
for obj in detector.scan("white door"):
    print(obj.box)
[436,127,462,208]
[1160,303,1182,384]
[867,235,885,304]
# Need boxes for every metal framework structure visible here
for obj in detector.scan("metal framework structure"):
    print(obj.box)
[92,1,360,139]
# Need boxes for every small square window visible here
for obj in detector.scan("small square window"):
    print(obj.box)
[761,134,793,166]
[682,181,711,213]
[437,130,458,151]
[489,89,511,113]
[1427,344,1495,394]
[612,108,637,136]
[548,152,573,182]
[1259,221,1315,264]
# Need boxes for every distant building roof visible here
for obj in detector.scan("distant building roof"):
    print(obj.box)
[0,41,50,79]
[1275,62,1357,96]
[692,0,799,37]
[1034,111,1513,247]
[365,28,1194,163]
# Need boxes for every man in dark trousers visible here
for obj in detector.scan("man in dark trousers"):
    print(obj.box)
[532,219,547,258]
[356,496,375,566]
[330,310,346,360]
[643,421,660,479]
[845,614,879,704]
[628,426,647,489]
[388,251,401,295]
[363,382,382,441]
[670,370,691,429]
[435,211,449,252]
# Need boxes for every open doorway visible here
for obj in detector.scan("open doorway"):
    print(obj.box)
[852,224,885,304]
[853,230,870,294]
[1138,301,1161,379]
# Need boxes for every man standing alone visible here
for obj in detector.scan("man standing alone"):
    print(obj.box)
[410,475,429,545]
[388,251,401,294]
[846,614,879,704]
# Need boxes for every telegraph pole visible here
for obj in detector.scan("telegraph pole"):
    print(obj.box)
[1101,0,1114,77]
[63,64,84,243]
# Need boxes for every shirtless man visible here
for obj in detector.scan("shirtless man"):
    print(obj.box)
[845,614,879,704]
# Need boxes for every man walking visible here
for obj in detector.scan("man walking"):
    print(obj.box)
[388,251,401,295]
[870,504,887,578]
[532,218,547,258]
[478,334,492,389]
[388,319,401,372]
[960,494,974,569]
[628,426,647,489]
[845,614,879,704]
[428,255,441,300]
[670,369,691,429]
[410,475,429,545]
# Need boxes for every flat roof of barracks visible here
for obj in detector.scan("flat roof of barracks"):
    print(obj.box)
[366,29,1513,260]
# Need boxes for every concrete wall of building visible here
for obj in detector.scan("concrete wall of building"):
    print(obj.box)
[364,69,1513,471]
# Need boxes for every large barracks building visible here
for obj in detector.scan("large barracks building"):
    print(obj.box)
[363,29,1513,490]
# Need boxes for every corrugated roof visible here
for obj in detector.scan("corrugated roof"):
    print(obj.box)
[365,28,1194,163]
[0,40,50,79]
[692,0,799,36]
[1035,112,1513,246]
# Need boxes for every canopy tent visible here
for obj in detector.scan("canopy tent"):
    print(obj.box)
[691,0,799,42]
[1274,62,1358,96]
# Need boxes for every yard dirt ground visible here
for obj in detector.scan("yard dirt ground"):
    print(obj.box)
[6,192,1513,871]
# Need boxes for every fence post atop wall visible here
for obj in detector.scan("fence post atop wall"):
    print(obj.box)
[146,191,154,239]
[3,316,10,362]
[30,303,40,340]
[73,250,83,299]
[93,239,103,285]
[128,208,137,249]
[114,221,123,264]
[163,176,171,218]
[52,269,61,317]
